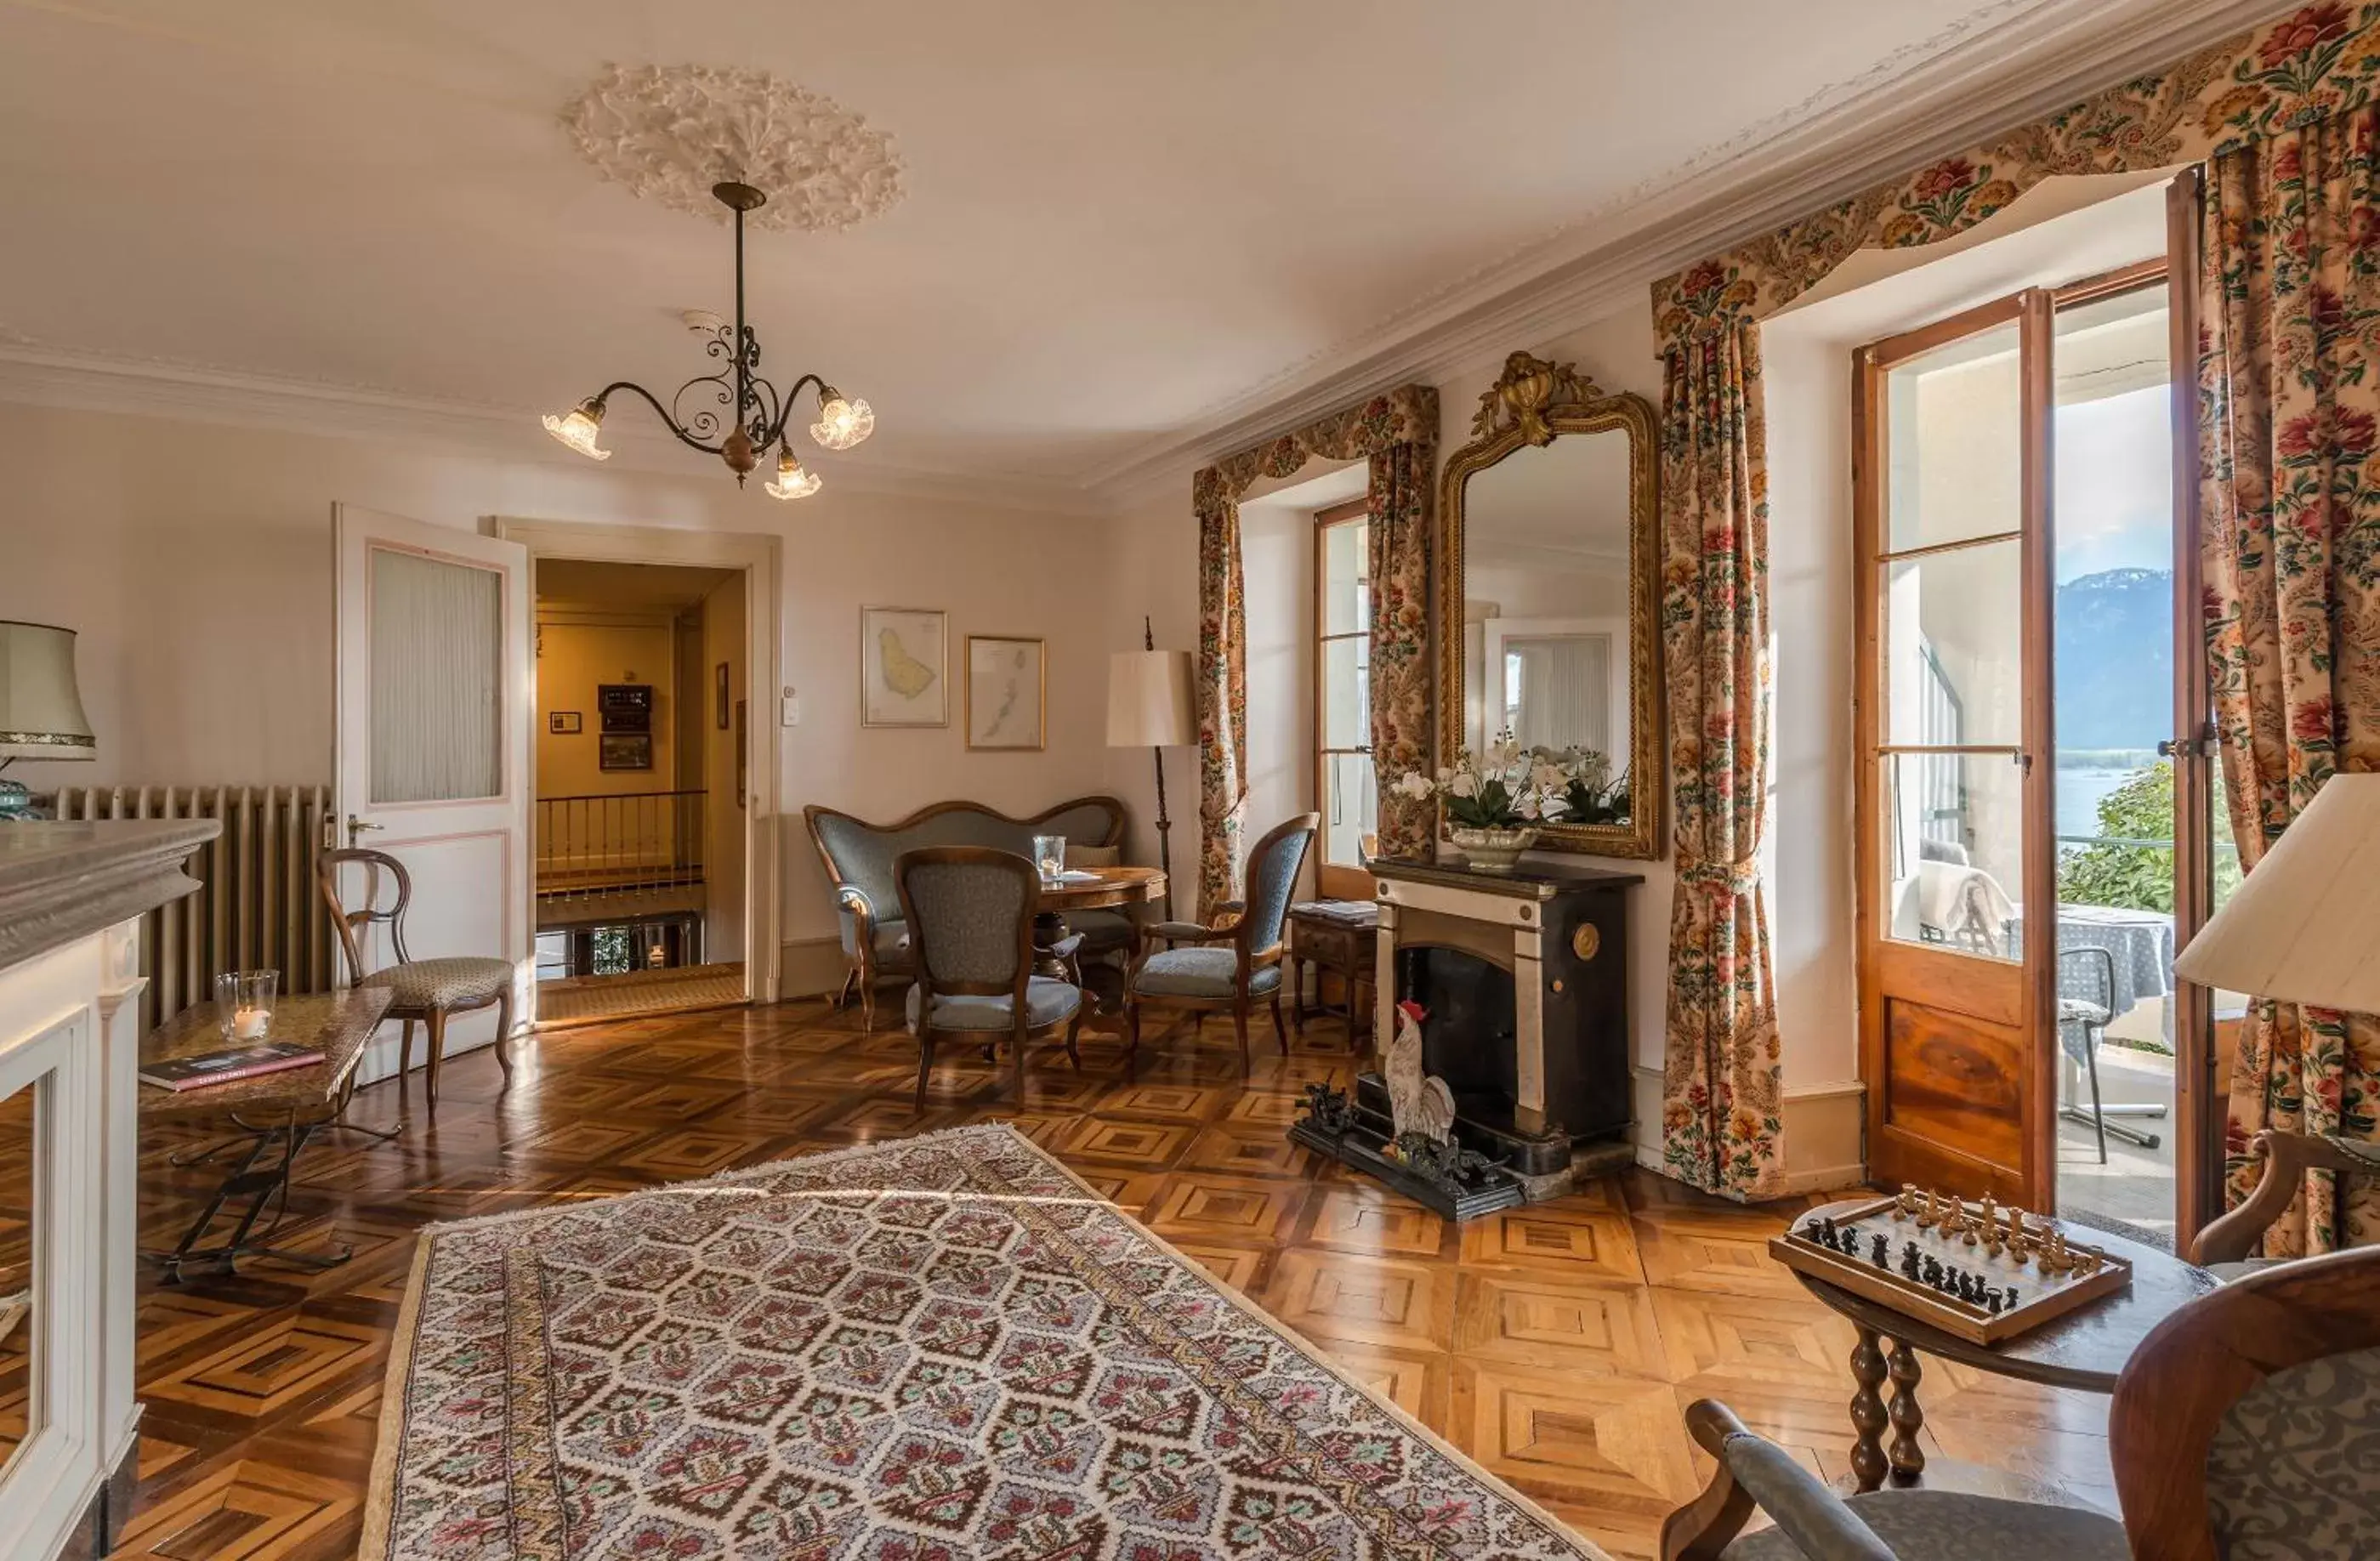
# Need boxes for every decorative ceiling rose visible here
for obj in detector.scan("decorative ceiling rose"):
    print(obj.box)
[564,64,904,234]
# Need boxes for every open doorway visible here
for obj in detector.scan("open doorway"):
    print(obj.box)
[531,558,750,1026]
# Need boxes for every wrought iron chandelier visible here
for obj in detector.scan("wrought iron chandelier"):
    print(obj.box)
[542,180,872,498]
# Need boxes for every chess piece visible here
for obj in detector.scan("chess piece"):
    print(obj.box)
[2006,1209,2033,1263]
[1871,1233,1890,1269]
[1821,1217,1839,1250]
[1895,1185,1921,1221]
[1980,1197,2004,1258]
[1922,1256,1943,1289]
[2043,1229,2071,1275]
[1803,1218,1825,1244]
[1917,1191,1942,1230]
[1985,1291,2003,1316]
[1900,1243,1922,1280]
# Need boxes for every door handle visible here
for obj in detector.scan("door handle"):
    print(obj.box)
[346,815,386,847]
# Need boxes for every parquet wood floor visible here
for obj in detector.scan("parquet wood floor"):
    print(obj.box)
[110,1001,2121,1560]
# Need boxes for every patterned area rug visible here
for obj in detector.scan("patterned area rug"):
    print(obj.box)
[363,1123,1612,1560]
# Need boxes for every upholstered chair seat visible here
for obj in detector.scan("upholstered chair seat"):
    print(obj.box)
[1067,908,1136,951]
[1718,1491,2128,1559]
[1132,948,1284,1000]
[906,977,1082,1032]
[360,956,513,1012]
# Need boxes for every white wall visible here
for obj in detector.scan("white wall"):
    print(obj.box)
[0,403,1118,985]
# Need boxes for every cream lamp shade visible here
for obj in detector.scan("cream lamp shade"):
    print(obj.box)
[2174,772,2380,1013]
[0,621,95,762]
[1107,649,1195,749]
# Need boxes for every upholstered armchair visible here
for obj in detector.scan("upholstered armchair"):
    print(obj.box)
[1123,813,1316,1075]
[1661,1246,2380,1559]
[895,846,1086,1111]
[2191,1127,2380,1274]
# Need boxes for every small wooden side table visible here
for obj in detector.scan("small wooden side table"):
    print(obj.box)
[140,988,394,1283]
[1287,903,1378,1041]
[1794,1195,2218,1494]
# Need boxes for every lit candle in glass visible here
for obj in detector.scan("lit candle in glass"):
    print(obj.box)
[215,970,279,1043]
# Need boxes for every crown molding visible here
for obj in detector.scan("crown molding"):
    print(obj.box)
[1081,0,2269,507]
[0,340,1108,518]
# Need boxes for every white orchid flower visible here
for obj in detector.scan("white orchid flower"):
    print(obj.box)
[1530,761,1567,793]
[1448,771,1480,798]
[1394,771,1435,800]
[1515,795,1540,820]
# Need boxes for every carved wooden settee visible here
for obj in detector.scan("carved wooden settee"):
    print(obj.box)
[802,796,1128,1030]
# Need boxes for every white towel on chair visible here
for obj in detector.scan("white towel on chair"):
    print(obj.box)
[1914,860,2018,950]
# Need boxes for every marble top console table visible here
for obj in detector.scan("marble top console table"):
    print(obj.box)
[0,819,215,1561]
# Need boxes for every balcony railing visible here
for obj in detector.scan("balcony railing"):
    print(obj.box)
[537,790,706,901]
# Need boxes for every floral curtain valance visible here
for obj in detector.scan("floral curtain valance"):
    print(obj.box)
[1652,4,2380,343]
[1191,384,1437,914]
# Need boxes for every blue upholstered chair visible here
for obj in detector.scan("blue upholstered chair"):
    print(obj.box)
[1122,813,1316,1076]
[894,846,1086,1111]
[1661,1246,2380,1559]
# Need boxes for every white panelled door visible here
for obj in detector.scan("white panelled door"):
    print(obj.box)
[333,506,533,1078]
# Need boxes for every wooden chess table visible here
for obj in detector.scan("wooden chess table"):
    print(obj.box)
[1791,1194,2218,1494]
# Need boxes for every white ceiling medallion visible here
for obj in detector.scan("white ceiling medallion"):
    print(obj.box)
[563,64,905,234]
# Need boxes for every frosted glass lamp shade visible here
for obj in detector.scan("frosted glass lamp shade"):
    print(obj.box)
[1107,650,1195,749]
[0,622,94,762]
[2175,773,2380,1013]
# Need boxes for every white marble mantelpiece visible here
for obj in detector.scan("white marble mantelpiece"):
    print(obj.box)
[0,820,219,971]
[0,819,214,1561]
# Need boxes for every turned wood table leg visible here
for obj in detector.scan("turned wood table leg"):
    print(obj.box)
[1885,1336,1925,1484]
[1848,1326,1889,1494]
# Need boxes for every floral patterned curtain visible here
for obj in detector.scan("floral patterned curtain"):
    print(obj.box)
[1639,4,2380,1202]
[1190,386,1437,913]
[2201,106,2380,1257]
[1656,322,1785,1198]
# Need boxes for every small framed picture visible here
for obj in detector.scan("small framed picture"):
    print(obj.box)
[966,635,1046,751]
[599,733,652,771]
[860,606,947,727]
[548,711,582,735]
[715,662,731,730]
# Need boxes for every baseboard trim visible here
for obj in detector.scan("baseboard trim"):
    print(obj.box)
[781,936,849,999]
[1631,1064,1868,1191]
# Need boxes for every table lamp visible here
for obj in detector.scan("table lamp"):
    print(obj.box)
[0,621,96,821]
[2174,772,2380,1013]
[1107,617,1195,919]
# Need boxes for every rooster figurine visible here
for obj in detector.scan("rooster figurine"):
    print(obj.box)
[1383,999,1457,1154]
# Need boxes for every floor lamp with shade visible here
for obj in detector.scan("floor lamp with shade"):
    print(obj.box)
[1108,619,1195,921]
[0,621,96,820]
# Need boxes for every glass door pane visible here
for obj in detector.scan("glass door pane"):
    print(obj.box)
[1877,318,2027,961]
[370,546,503,804]
[2047,275,2180,1243]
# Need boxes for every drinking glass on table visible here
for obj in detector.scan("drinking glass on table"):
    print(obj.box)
[1032,835,1067,882]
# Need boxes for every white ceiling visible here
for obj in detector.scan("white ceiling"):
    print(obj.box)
[0,0,2258,494]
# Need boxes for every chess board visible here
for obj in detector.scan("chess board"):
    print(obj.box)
[1768,1191,2133,1345]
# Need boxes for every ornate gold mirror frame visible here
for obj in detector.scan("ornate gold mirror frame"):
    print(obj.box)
[1435,352,1662,860]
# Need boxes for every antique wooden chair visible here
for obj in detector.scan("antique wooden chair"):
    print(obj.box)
[894,846,1086,1112]
[315,847,515,1110]
[2191,1127,2380,1272]
[1658,1246,2380,1558]
[1122,813,1316,1076]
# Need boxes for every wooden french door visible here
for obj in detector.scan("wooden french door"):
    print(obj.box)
[332,505,534,1081]
[1855,288,2059,1210]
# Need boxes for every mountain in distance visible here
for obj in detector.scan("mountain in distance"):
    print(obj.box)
[2055,567,2172,753]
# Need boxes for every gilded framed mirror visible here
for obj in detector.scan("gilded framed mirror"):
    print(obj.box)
[1436,352,1662,860]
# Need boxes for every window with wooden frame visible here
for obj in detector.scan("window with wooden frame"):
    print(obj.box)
[1313,497,1374,900]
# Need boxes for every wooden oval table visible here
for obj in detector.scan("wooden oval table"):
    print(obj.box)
[1031,865,1167,992]
[1795,1195,2219,1494]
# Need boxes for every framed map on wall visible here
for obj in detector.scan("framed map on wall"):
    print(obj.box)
[860,606,946,727]
[965,635,1046,751]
